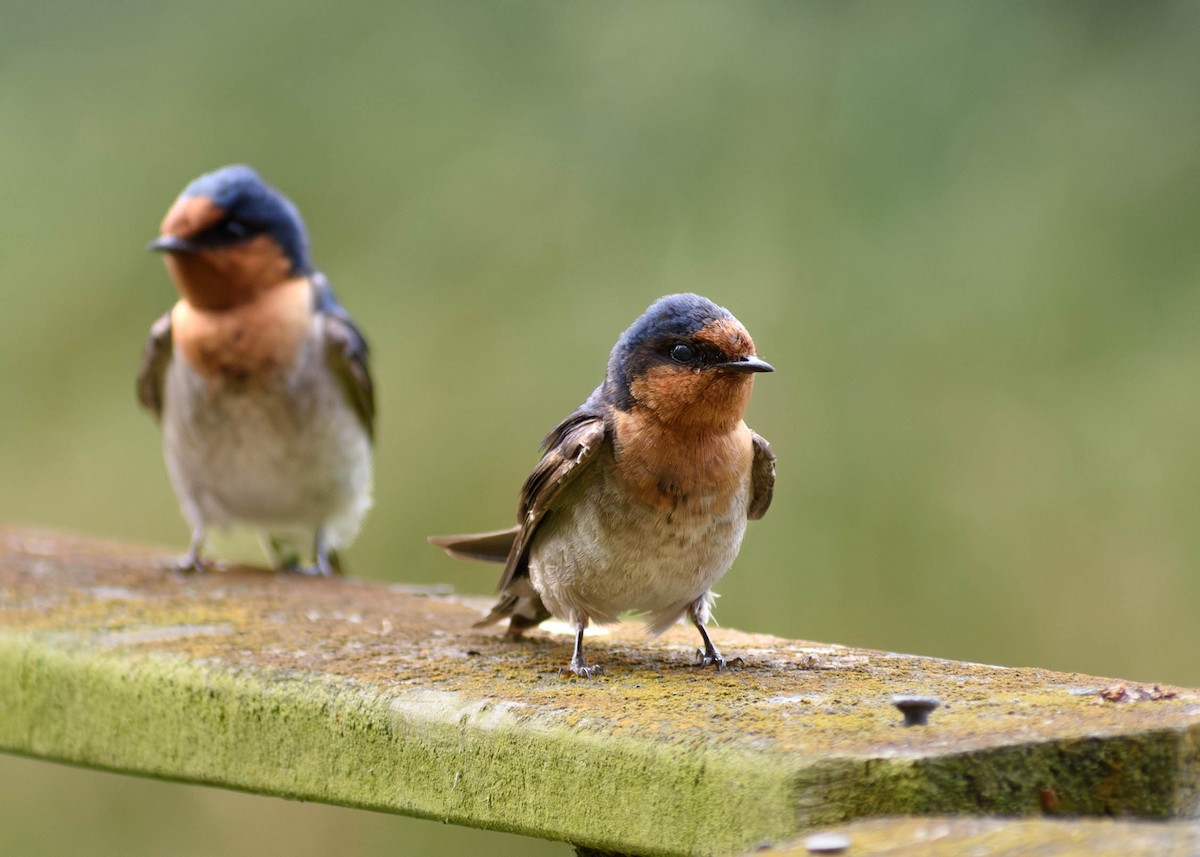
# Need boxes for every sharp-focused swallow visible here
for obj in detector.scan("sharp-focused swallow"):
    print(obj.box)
[431,293,775,676]
[138,165,374,575]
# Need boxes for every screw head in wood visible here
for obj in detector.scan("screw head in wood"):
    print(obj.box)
[892,695,940,726]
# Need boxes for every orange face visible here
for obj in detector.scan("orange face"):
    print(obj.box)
[627,318,761,432]
[692,317,756,360]
[160,194,224,238]
[157,195,292,311]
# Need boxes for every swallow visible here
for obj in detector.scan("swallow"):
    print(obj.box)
[431,293,775,676]
[137,165,375,575]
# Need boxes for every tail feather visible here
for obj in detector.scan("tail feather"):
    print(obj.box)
[474,592,552,638]
[428,526,519,563]
[474,594,519,628]
[430,525,551,637]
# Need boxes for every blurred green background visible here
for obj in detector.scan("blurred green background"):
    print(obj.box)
[3,1,1200,854]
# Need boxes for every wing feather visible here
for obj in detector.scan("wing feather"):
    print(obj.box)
[314,274,375,440]
[135,312,173,420]
[493,408,609,593]
[747,430,776,520]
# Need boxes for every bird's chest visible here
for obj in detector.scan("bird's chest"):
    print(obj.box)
[610,414,755,518]
[599,420,752,582]
[170,280,312,385]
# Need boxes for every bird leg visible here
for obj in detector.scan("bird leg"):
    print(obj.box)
[274,530,341,576]
[313,528,338,576]
[560,621,603,678]
[691,607,742,670]
[175,526,208,574]
[292,528,336,577]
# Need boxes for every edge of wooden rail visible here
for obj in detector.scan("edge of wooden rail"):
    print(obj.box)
[757,817,1200,857]
[2,527,1199,857]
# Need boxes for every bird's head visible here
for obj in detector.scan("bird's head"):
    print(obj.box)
[148,165,312,310]
[606,293,772,431]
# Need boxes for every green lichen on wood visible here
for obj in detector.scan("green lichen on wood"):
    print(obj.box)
[1,528,1200,856]
[0,633,800,857]
[790,731,1196,826]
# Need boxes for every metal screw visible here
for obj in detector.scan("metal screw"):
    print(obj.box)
[892,694,940,726]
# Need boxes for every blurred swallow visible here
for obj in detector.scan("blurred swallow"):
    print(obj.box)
[431,293,775,676]
[138,165,374,575]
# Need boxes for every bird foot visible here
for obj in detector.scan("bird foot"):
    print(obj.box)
[285,562,333,578]
[695,648,744,671]
[278,549,335,577]
[174,554,208,574]
[559,658,604,679]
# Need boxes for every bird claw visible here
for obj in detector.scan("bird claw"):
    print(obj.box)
[695,648,743,671]
[559,659,604,679]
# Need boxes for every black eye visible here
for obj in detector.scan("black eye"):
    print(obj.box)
[223,219,248,238]
[670,343,695,364]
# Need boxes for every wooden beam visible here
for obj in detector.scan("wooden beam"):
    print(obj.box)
[765,817,1200,856]
[1,528,1198,856]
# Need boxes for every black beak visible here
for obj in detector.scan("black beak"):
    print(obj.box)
[717,355,774,374]
[147,234,198,253]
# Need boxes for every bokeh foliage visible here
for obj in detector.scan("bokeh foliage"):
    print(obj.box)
[2,2,1199,854]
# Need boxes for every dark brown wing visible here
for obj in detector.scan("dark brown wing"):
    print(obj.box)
[494,408,609,593]
[747,430,776,520]
[323,313,375,440]
[135,312,173,420]
[313,273,375,440]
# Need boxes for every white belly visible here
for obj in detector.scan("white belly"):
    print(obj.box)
[160,332,372,549]
[528,450,750,635]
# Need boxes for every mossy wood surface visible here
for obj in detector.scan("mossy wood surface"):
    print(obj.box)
[2,528,1199,857]
[763,817,1200,856]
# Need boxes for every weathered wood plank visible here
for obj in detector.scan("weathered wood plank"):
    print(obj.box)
[1,527,1198,857]
[766,817,1200,856]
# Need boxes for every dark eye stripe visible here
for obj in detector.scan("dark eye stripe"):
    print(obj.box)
[188,218,258,249]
